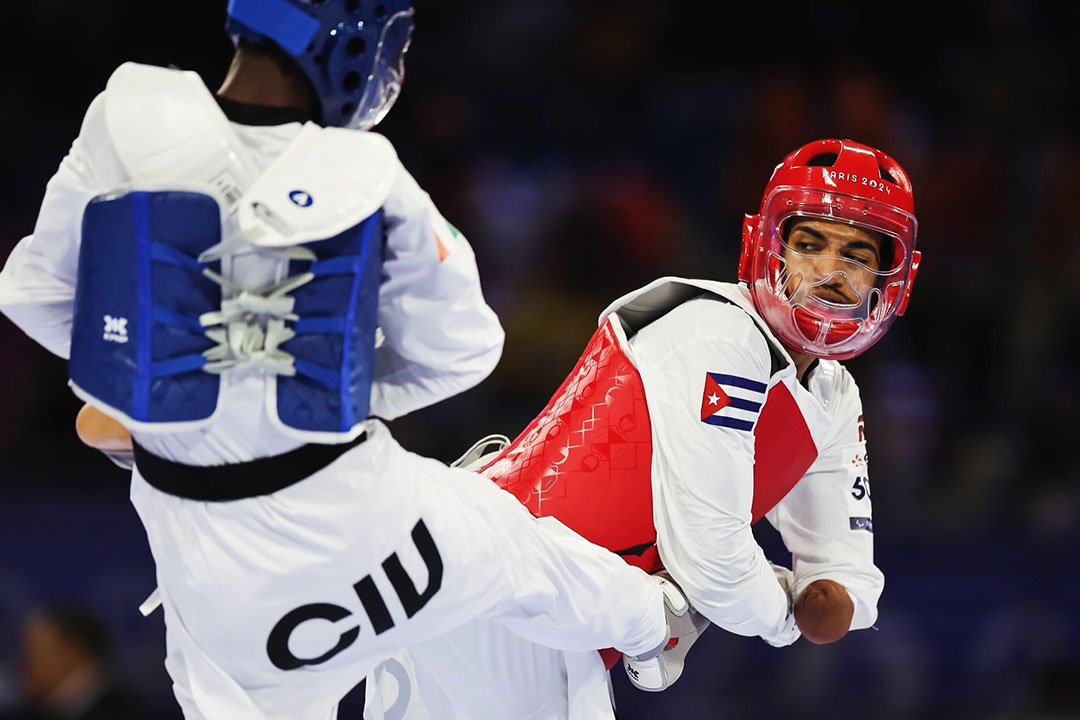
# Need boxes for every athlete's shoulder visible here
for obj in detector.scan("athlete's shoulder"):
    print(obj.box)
[100,63,224,172]
[103,62,211,111]
[620,279,777,380]
[107,61,190,83]
[663,289,764,347]
[603,277,754,329]
[378,137,443,221]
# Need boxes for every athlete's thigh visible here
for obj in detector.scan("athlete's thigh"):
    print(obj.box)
[367,620,569,720]
[161,598,347,720]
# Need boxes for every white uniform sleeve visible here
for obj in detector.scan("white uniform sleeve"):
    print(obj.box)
[370,164,504,420]
[0,94,122,359]
[764,367,884,630]
[630,300,790,639]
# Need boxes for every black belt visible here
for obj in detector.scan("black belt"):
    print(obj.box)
[133,432,367,502]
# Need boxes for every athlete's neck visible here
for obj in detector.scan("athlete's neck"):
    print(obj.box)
[788,349,817,382]
[217,49,316,115]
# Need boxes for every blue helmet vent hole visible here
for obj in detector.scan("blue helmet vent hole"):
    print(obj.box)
[375,4,388,18]
[347,37,366,55]
[343,71,362,91]
[346,0,360,11]
[341,102,356,117]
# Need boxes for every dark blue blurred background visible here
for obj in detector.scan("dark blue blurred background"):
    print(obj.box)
[1,1,1078,718]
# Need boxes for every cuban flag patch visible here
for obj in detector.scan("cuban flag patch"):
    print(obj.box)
[700,372,766,432]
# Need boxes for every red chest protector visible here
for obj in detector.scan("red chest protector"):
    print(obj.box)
[482,312,819,574]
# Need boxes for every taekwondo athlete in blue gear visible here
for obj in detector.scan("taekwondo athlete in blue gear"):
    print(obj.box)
[0,2,675,717]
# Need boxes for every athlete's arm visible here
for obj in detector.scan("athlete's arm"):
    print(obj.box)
[793,578,854,644]
[0,94,118,359]
[629,300,794,644]
[76,404,135,470]
[765,370,883,641]
[369,161,504,420]
[76,404,132,451]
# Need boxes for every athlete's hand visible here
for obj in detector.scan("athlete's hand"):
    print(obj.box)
[76,404,135,470]
[760,563,801,648]
[623,572,710,692]
[794,578,854,644]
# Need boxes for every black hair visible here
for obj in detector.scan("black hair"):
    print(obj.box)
[237,37,299,72]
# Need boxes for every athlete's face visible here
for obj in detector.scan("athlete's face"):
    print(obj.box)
[781,218,886,307]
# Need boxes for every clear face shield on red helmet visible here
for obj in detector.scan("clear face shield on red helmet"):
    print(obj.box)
[347,9,414,130]
[748,186,918,360]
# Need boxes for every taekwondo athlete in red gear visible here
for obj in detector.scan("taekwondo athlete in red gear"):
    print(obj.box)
[364,139,922,718]
[0,2,675,718]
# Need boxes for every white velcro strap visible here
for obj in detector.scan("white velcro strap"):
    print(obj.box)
[139,588,162,617]
[237,125,398,247]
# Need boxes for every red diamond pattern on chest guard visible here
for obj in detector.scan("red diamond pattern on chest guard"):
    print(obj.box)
[483,320,659,571]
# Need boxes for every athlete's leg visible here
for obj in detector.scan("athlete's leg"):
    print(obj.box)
[132,421,663,718]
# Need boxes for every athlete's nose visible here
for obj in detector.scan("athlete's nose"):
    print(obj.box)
[810,251,848,278]
[811,269,859,304]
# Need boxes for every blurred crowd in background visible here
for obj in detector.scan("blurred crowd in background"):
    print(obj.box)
[0,1,1077,718]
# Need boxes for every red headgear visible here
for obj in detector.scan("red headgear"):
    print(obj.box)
[738,139,921,360]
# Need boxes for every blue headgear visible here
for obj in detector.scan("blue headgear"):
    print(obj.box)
[226,0,414,129]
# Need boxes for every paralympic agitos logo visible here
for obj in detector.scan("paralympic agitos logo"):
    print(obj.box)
[267,519,443,671]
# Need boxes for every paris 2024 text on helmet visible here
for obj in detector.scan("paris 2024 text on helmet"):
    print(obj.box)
[226,0,414,129]
[738,138,922,361]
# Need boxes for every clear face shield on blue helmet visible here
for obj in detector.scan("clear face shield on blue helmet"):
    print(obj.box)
[349,9,413,129]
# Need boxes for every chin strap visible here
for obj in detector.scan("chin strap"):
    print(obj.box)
[896,249,921,316]
[737,214,760,283]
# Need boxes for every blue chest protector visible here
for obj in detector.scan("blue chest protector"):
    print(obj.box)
[70,190,384,438]
[277,208,384,434]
